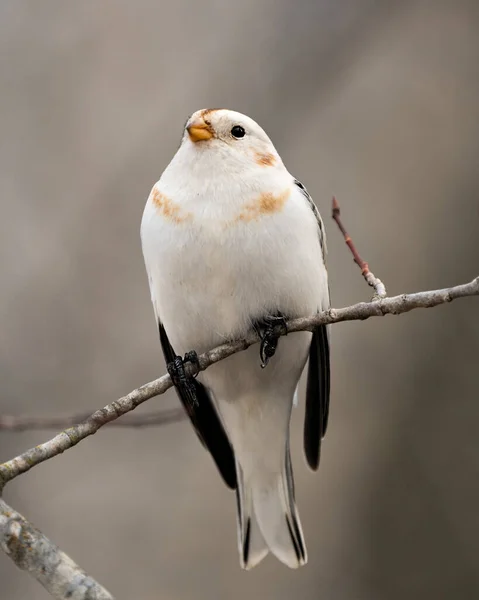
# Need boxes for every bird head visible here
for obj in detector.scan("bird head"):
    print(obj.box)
[179,108,282,173]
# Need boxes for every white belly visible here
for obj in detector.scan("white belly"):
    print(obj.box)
[141,189,328,357]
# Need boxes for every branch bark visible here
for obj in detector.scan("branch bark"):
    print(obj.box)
[0,498,113,599]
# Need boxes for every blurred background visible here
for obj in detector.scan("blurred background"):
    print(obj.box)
[1,1,478,598]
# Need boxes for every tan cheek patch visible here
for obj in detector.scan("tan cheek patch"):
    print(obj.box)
[150,187,192,224]
[234,189,290,223]
[254,152,276,167]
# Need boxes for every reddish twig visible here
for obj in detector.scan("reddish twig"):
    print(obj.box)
[0,407,186,432]
[332,196,387,299]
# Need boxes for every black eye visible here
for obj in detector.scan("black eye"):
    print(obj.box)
[231,125,245,139]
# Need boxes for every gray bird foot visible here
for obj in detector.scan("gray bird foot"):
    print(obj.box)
[167,350,200,408]
[254,314,288,368]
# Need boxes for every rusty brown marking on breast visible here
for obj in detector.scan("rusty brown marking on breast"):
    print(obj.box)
[150,186,192,224]
[254,151,276,167]
[234,188,290,223]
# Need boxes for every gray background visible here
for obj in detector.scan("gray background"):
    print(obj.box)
[1,1,478,598]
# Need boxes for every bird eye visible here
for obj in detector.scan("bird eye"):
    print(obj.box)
[231,125,245,139]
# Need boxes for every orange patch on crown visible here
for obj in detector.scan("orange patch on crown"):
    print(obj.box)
[150,187,192,224]
[200,108,224,118]
[254,152,276,167]
[235,189,290,223]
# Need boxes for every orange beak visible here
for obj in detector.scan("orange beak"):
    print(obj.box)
[187,119,214,142]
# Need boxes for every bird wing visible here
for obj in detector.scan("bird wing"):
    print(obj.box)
[294,179,331,470]
[159,322,237,489]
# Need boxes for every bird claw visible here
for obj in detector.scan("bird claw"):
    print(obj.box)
[183,350,200,377]
[167,351,200,408]
[254,314,288,368]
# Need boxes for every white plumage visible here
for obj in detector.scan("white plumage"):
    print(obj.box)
[141,109,330,569]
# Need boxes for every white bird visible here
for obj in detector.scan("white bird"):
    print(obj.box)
[141,109,330,569]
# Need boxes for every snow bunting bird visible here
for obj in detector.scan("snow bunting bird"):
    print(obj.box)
[141,109,330,569]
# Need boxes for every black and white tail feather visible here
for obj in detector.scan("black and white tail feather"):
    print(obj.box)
[236,441,307,569]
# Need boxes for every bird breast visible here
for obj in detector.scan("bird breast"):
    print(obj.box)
[141,182,327,354]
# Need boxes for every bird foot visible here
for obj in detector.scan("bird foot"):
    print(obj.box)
[254,314,288,368]
[167,351,200,408]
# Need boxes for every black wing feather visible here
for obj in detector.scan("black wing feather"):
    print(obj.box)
[159,323,237,489]
[294,179,331,471]
[304,324,330,470]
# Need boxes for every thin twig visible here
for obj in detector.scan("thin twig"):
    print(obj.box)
[332,196,387,299]
[1,276,477,490]
[0,498,114,599]
[0,407,186,432]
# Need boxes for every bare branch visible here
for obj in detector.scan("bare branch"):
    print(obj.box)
[0,407,186,432]
[332,196,387,299]
[0,498,114,599]
[1,276,477,490]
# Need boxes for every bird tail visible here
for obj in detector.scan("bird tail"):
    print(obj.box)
[235,443,307,569]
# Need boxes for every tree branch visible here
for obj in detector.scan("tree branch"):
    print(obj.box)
[0,498,114,599]
[1,276,477,491]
